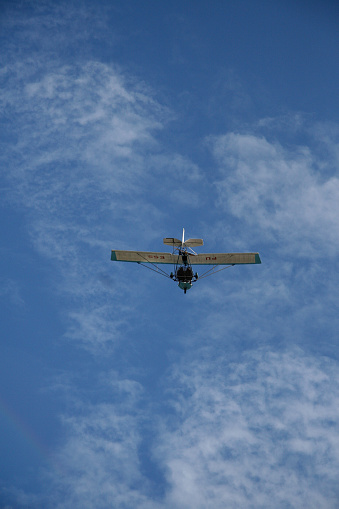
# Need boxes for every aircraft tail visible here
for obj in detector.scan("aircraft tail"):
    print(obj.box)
[163,229,203,248]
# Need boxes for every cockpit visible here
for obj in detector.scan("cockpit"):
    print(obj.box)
[176,266,193,282]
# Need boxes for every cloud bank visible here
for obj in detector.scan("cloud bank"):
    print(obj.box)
[34,348,339,509]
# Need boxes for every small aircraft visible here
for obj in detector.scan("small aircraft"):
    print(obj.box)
[111,229,261,293]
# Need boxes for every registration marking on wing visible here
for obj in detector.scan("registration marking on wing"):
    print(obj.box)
[111,250,176,264]
[189,253,261,265]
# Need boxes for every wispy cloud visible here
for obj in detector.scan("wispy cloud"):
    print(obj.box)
[210,130,339,256]
[0,277,25,308]
[1,55,180,351]
[38,373,165,509]
[155,347,339,508]
[32,347,339,508]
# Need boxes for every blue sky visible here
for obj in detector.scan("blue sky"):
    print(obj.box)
[1,0,339,507]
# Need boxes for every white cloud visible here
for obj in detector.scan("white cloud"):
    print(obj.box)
[42,347,339,508]
[0,58,179,351]
[20,347,338,509]
[42,382,163,509]
[210,132,339,256]
[154,347,339,509]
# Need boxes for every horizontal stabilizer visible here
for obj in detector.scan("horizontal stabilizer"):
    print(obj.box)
[184,238,204,248]
[163,238,182,247]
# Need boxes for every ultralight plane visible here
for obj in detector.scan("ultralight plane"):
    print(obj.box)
[111,229,261,293]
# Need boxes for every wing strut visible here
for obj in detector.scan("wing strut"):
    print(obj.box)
[136,261,172,279]
[195,264,235,280]
[135,251,172,279]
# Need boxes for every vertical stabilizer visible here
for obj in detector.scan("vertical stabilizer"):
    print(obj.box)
[182,228,185,247]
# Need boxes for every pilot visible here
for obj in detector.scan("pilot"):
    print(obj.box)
[185,267,193,281]
[181,252,188,265]
[176,266,185,281]
[176,266,193,282]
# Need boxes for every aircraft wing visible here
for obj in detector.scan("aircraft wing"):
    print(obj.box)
[188,253,261,265]
[111,250,177,264]
[111,250,261,265]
